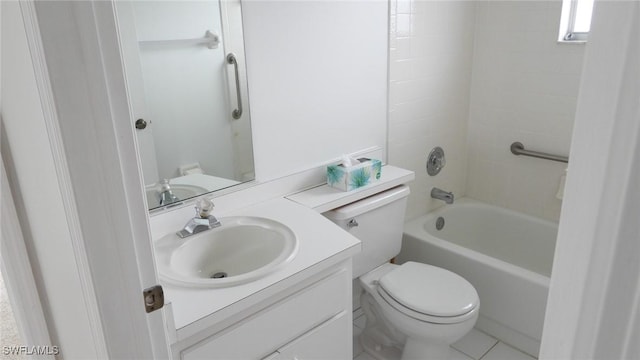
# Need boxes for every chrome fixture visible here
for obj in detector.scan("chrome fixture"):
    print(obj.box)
[135,118,147,130]
[510,142,568,163]
[159,179,180,206]
[226,53,243,119]
[427,147,446,176]
[431,187,454,204]
[177,198,221,238]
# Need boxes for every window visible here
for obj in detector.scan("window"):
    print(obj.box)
[559,0,595,42]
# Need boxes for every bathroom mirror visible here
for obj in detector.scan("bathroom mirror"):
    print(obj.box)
[116,0,255,210]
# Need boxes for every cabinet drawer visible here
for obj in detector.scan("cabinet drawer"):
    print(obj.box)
[272,312,350,360]
[182,269,349,359]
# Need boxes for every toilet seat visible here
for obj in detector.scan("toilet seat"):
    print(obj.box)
[377,262,479,324]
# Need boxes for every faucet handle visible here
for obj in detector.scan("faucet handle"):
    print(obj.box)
[159,178,171,191]
[195,198,214,218]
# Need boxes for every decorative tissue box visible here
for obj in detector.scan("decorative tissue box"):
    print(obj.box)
[326,158,382,191]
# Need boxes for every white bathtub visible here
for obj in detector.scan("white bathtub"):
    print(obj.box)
[397,198,558,358]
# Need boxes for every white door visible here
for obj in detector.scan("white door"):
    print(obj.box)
[1,158,53,358]
[12,1,171,358]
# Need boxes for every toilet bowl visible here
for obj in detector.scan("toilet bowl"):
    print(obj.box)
[359,262,479,360]
[322,185,479,359]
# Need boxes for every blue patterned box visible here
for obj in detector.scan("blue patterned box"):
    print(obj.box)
[326,158,382,191]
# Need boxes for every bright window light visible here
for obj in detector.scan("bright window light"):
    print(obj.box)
[559,0,595,42]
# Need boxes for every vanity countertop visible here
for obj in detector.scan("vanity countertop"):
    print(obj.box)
[158,196,361,340]
[152,164,415,343]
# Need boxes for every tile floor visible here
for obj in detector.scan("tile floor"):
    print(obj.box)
[353,309,536,360]
[0,268,24,360]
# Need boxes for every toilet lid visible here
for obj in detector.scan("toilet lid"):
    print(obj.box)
[378,262,479,318]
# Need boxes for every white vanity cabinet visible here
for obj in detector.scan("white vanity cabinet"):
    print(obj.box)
[177,262,352,360]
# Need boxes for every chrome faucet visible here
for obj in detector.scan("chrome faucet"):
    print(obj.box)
[431,187,454,204]
[177,198,221,238]
[158,179,180,206]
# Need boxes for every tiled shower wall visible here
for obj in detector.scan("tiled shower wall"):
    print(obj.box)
[387,0,477,221]
[465,1,585,221]
[388,0,585,222]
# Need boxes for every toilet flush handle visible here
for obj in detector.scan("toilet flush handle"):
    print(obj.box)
[347,218,359,228]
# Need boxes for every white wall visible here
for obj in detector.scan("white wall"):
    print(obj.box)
[465,1,585,221]
[387,0,477,220]
[241,0,389,182]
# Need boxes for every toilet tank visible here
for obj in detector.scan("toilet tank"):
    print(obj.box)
[323,185,410,278]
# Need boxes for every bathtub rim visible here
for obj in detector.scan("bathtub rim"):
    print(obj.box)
[418,197,559,231]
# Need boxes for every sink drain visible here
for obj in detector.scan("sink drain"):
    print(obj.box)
[210,272,228,279]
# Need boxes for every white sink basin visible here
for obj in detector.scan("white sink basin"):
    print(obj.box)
[154,216,298,288]
[146,184,208,208]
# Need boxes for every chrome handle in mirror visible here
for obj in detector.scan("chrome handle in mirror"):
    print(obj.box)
[226,52,243,120]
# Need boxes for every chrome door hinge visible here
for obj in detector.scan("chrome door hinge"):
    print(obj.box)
[143,285,164,313]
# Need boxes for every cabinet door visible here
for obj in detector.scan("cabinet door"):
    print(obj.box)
[273,312,350,360]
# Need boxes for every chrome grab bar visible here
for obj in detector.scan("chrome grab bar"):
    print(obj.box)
[226,53,243,120]
[510,142,568,163]
[138,30,220,49]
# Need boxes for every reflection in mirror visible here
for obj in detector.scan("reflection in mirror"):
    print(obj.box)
[116,0,255,210]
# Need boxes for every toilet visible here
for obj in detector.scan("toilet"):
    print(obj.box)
[324,185,479,360]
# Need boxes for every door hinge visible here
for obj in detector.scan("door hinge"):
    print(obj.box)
[143,285,164,313]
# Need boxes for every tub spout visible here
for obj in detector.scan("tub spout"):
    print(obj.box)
[431,187,454,204]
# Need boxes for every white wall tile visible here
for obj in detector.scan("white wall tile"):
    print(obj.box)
[396,0,414,15]
[465,1,584,221]
[390,1,582,223]
[388,1,477,221]
[396,14,412,37]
